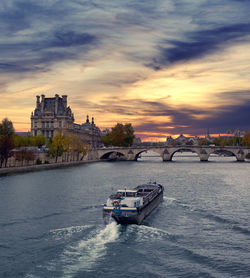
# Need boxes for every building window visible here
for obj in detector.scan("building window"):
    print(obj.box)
[58,121,62,128]
[46,121,49,128]
[35,121,37,128]
[42,121,45,128]
[51,131,54,138]
[51,121,54,128]
[46,130,49,138]
[42,130,45,136]
[34,130,37,136]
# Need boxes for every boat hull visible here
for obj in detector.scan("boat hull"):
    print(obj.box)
[103,190,163,225]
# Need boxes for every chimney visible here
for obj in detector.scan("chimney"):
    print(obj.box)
[62,95,67,110]
[92,117,94,125]
[41,94,45,112]
[55,94,59,114]
[86,115,89,123]
[36,95,40,109]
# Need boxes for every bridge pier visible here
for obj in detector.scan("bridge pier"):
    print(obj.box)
[162,155,172,161]
[200,156,209,162]
[127,150,136,161]
[162,149,172,161]
[236,150,245,162]
[199,150,209,162]
[236,157,245,162]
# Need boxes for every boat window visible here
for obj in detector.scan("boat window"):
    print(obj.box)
[126,192,136,197]
[119,192,136,197]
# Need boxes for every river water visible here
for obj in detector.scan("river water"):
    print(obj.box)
[0,154,250,278]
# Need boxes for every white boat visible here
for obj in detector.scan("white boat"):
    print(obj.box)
[103,182,164,224]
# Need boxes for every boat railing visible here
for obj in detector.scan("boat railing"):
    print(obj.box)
[142,188,160,205]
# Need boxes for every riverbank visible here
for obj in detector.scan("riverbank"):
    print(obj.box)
[0,159,99,176]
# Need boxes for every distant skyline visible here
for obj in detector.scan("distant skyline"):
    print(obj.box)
[1,0,250,141]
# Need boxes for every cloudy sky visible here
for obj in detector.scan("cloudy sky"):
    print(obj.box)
[1,0,250,140]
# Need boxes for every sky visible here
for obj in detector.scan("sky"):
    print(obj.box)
[0,0,250,141]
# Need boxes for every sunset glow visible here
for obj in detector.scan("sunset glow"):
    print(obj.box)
[1,1,250,140]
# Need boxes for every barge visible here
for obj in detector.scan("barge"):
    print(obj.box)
[103,182,164,225]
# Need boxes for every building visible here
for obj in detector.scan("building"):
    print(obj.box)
[166,134,200,145]
[31,94,101,147]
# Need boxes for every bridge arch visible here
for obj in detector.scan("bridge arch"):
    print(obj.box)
[245,151,250,160]
[99,151,127,160]
[134,149,148,161]
[169,148,200,161]
[135,149,162,161]
[208,149,236,161]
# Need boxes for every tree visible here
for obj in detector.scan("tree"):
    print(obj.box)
[101,123,135,147]
[124,123,135,146]
[47,133,65,162]
[25,150,35,165]
[14,135,46,148]
[63,134,88,161]
[47,133,88,162]
[0,136,15,167]
[14,135,28,147]
[70,134,88,160]
[198,138,210,146]
[101,132,113,146]
[14,148,35,166]
[242,131,250,146]
[31,135,46,147]
[213,136,243,146]
[110,123,126,146]
[0,118,15,167]
[0,118,15,137]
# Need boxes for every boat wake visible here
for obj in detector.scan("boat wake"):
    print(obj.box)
[60,222,119,276]
[50,225,94,241]
[163,196,177,205]
[126,224,177,243]
[25,222,120,278]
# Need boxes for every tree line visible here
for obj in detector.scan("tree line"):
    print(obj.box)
[0,118,136,167]
[101,123,135,147]
[1,116,249,167]
[0,118,88,167]
[198,132,250,147]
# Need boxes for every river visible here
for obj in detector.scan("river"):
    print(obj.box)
[0,153,250,278]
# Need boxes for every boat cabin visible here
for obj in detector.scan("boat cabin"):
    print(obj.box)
[117,189,138,197]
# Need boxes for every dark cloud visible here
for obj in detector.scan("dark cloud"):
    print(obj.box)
[215,90,250,101]
[0,30,98,73]
[0,0,99,74]
[0,62,43,73]
[0,51,77,74]
[75,92,250,136]
[51,31,96,48]
[0,1,70,34]
[148,23,250,70]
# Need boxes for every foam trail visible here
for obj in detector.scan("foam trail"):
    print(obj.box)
[61,222,119,276]
[163,196,176,201]
[122,224,172,244]
[50,225,93,240]
[163,196,177,205]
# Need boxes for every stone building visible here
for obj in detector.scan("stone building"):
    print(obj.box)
[166,134,200,145]
[31,94,101,147]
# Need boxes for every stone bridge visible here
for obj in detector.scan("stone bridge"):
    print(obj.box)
[88,145,250,162]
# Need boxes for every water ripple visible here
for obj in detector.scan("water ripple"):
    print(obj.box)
[61,222,119,276]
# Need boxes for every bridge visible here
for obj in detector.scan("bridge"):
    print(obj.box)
[88,145,250,162]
